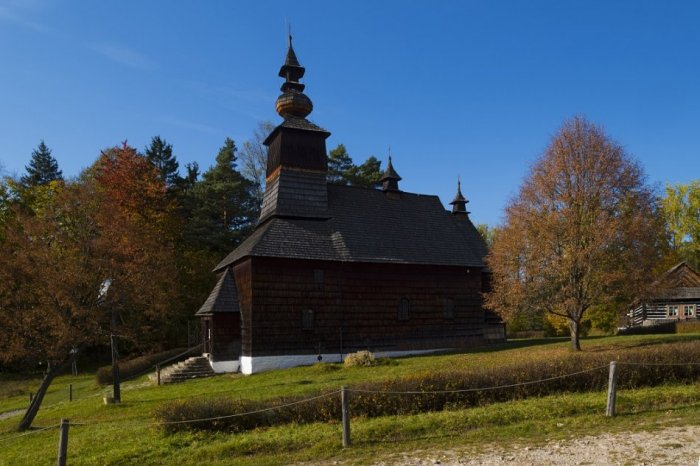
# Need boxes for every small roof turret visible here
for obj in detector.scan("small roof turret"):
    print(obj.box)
[380,155,402,192]
[450,178,470,215]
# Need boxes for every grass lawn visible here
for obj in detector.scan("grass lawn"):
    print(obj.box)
[1,333,699,465]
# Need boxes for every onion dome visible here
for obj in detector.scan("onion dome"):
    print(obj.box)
[275,35,313,118]
[380,155,402,192]
[450,178,470,215]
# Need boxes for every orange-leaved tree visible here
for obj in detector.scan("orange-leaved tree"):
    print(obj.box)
[485,116,663,350]
[0,143,180,430]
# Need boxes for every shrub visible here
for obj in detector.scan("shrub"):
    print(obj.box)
[344,350,376,367]
[507,330,546,339]
[155,393,341,434]
[96,347,188,385]
[677,320,700,334]
[156,340,700,433]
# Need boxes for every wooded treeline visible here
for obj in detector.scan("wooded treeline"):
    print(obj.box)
[0,125,382,371]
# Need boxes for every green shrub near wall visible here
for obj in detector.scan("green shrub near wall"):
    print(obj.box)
[155,340,700,433]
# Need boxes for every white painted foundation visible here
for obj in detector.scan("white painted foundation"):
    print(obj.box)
[210,360,240,373]
[240,348,446,375]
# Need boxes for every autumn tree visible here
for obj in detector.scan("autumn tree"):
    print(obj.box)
[485,116,662,350]
[240,121,275,206]
[661,180,700,270]
[145,136,180,187]
[21,140,63,186]
[0,182,103,429]
[0,143,179,430]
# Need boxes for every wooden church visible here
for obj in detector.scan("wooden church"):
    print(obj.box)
[196,37,504,374]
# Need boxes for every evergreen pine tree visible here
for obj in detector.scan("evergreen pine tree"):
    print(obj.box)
[349,155,383,188]
[145,136,180,187]
[184,162,200,188]
[21,141,63,186]
[327,144,383,188]
[187,138,258,253]
[327,144,354,184]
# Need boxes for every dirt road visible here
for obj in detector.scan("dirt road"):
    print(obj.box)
[372,425,700,465]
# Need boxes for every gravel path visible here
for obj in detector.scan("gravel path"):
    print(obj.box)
[0,409,23,421]
[370,425,700,465]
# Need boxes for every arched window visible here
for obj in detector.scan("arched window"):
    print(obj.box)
[398,297,410,321]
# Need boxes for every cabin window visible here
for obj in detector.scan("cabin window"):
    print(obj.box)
[684,305,694,317]
[667,305,679,317]
[443,298,455,319]
[302,309,314,330]
[398,297,410,321]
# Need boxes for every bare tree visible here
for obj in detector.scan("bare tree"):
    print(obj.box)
[240,121,275,207]
[485,116,662,350]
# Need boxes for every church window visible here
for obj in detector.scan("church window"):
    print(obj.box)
[302,309,314,329]
[398,297,410,321]
[443,298,455,319]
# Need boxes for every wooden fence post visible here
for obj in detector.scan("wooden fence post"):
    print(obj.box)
[606,361,618,417]
[57,418,69,466]
[156,364,161,386]
[341,386,351,447]
[68,384,72,402]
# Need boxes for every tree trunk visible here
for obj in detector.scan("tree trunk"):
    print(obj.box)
[569,319,581,351]
[18,349,80,431]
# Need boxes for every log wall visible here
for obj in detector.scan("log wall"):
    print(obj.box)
[237,257,490,358]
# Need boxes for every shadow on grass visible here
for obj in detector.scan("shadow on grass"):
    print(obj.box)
[437,337,569,357]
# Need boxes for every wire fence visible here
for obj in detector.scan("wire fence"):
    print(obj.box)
[1,359,699,459]
[346,364,610,395]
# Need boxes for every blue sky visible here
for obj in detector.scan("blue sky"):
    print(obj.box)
[1,1,699,227]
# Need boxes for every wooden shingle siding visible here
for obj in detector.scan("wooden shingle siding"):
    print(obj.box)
[211,313,240,361]
[242,257,487,358]
[233,260,254,357]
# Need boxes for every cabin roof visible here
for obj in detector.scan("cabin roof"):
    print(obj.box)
[655,287,700,301]
[215,183,488,271]
[195,269,239,315]
[654,262,700,288]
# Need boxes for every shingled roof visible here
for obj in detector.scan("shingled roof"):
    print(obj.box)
[656,287,700,301]
[195,269,239,316]
[215,184,488,272]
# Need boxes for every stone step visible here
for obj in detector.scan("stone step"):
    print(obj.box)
[149,356,216,384]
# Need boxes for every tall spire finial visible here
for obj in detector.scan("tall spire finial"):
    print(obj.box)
[450,177,469,215]
[275,32,312,118]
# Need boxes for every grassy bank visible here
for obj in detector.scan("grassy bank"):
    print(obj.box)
[1,333,699,465]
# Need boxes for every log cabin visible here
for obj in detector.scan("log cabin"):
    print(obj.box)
[626,262,700,327]
[196,36,504,374]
